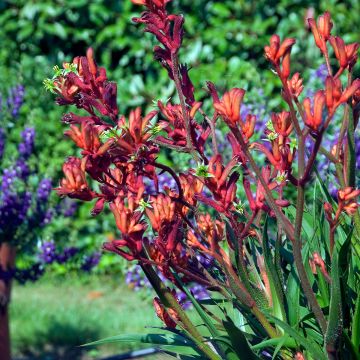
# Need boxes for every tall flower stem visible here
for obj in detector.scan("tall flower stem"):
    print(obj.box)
[230,127,295,237]
[294,131,327,332]
[141,263,221,360]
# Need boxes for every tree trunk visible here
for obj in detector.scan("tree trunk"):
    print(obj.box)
[0,243,16,360]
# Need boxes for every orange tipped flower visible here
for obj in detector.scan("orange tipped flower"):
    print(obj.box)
[64,122,101,154]
[271,111,293,137]
[241,114,256,140]
[264,35,296,64]
[330,36,359,69]
[303,90,326,131]
[338,187,360,215]
[308,12,333,53]
[214,88,245,126]
[145,194,176,232]
[264,35,295,79]
[56,157,94,201]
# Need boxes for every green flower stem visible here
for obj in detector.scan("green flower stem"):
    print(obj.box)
[294,125,327,333]
[141,264,222,360]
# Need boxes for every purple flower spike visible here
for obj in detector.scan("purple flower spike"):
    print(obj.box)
[37,178,52,202]
[18,127,35,159]
[38,240,57,264]
[7,85,25,119]
[81,252,101,272]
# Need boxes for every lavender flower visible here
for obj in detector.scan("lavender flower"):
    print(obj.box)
[15,159,30,179]
[56,198,78,217]
[178,284,209,310]
[126,265,151,290]
[18,127,35,159]
[7,85,25,119]
[56,247,79,264]
[37,178,52,202]
[14,263,44,284]
[81,252,101,272]
[145,172,176,194]
[38,240,57,264]
[0,190,32,237]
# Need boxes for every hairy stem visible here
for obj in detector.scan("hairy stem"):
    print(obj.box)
[141,264,222,360]
[171,53,199,161]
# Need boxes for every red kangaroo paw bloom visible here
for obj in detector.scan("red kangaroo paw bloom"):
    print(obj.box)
[329,36,359,70]
[53,49,118,122]
[303,90,326,131]
[271,111,293,137]
[325,76,360,113]
[264,35,296,80]
[132,0,183,55]
[157,100,203,149]
[308,12,333,53]
[153,292,180,328]
[64,122,102,155]
[338,187,360,215]
[56,157,95,201]
[214,88,245,126]
[145,194,176,232]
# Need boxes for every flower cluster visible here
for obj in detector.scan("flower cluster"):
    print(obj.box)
[50,2,360,358]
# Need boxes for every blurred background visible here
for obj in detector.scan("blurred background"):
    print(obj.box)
[0,0,359,359]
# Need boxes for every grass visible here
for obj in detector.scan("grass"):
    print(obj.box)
[10,274,162,360]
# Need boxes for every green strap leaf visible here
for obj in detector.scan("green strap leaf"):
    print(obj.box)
[267,315,326,360]
[222,316,261,360]
[325,228,352,355]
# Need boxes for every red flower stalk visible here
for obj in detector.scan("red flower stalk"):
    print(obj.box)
[303,90,326,131]
[157,101,205,149]
[178,173,203,210]
[64,122,102,154]
[132,0,170,7]
[308,12,333,53]
[105,186,147,260]
[132,0,183,55]
[56,157,95,201]
[197,214,224,247]
[243,166,289,214]
[195,155,239,213]
[53,48,118,122]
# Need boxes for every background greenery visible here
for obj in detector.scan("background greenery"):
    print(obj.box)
[1,0,359,358]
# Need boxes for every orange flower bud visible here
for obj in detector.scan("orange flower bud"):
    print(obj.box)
[242,114,256,140]
[271,111,292,136]
[287,72,304,98]
[338,187,360,201]
[303,90,326,131]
